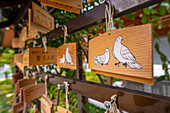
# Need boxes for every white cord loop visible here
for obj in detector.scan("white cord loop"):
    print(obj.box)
[42,36,47,52]
[105,1,116,33]
[63,81,69,113]
[62,25,68,44]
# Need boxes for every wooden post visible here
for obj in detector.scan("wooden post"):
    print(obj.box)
[106,76,113,86]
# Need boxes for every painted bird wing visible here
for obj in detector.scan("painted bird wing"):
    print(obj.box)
[67,53,73,62]
[120,45,136,61]
[96,55,105,63]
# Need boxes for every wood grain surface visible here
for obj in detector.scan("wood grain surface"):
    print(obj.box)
[89,24,153,84]
[57,43,77,69]
[28,47,57,66]
[23,83,45,103]
[41,95,53,113]
[28,9,51,33]
[41,0,80,14]
[32,2,54,30]
[49,0,82,9]
[57,106,72,113]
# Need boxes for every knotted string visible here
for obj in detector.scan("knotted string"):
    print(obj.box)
[64,81,69,113]
[62,25,68,44]
[105,1,116,34]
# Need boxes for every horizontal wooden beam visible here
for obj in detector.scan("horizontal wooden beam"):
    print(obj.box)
[33,72,170,113]
[46,0,164,40]
[0,0,23,9]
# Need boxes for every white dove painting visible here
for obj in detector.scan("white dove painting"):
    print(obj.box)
[93,48,110,65]
[66,47,74,65]
[112,36,142,69]
[59,54,65,64]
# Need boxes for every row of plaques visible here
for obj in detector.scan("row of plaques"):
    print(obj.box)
[14,24,153,85]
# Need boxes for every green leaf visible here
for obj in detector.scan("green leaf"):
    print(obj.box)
[151,15,160,21]
[141,15,147,24]
[168,30,170,45]
[153,28,159,40]
[143,8,151,15]
[159,6,167,16]
[126,13,134,20]
[150,9,158,14]
[156,75,165,82]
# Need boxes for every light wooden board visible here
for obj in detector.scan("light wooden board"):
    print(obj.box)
[49,0,82,9]
[89,24,153,84]
[20,26,27,41]
[27,47,57,66]
[14,53,24,71]
[16,78,36,94]
[57,106,72,113]
[13,102,24,113]
[20,84,35,102]
[41,95,53,113]
[28,9,51,34]
[32,2,54,31]
[12,38,19,48]
[2,28,14,48]
[57,43,77,69]
[23,83,46,103]
[27,25,38,41]
[41,0,80,14]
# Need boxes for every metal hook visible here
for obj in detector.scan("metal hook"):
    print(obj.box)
[104,94,118,113]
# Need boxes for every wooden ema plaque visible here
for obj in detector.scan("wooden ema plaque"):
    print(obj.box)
[23,83,46,103]
[57,106,72,113]
[41,0,80,14]
[57,43,77,69]
[13,102,24,113]
[16,78,36,94]
[27,25,38,41]
[41,95,54,113]
[49,0,82,9]
[12,38,19,48]
[89,24,153,85]
[12,73,23,84]
[28,9,51,34]
[32,2,54,30]
[25,47,57,66]
[14,53,24,71]
[2,27,14,48]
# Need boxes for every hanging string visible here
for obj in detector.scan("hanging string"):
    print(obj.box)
[64,81,69,113]
[62,25,68,44]
[105,1,116,34]
[111,94,118,113]
[45,75,48,96]
[42,36,47,52]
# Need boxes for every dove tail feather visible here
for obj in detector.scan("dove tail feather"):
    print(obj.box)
[127,62,142,69]
[94,56,97,59]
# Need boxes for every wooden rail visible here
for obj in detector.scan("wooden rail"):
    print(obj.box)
[31,71,170,113]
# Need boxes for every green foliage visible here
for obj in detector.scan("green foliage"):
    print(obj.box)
[126,13,134,20]
[159,6,167,16]
[88,103,105,113]
[142,15,147,24]
[0,93,8,113]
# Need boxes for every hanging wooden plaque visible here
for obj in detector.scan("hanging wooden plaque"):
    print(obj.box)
[41,0,80,14]
[12,38,19,48]
[13,102,24,113]
[89,24,153,85]
[41,95,54,113]
[20,84,35,102]
[57,106,72,113]
[28,9,51,34]
[32,2,54,30]
[49,0,82,9]
[12,73,23,84]
[20,26,27,41]
[14,53,24,71]
[25,47,57,66]
[16,78,36,94]
[26,25,39,41]
[2,27,14,48]
[57,43,77,69]
[23,83,46,103]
